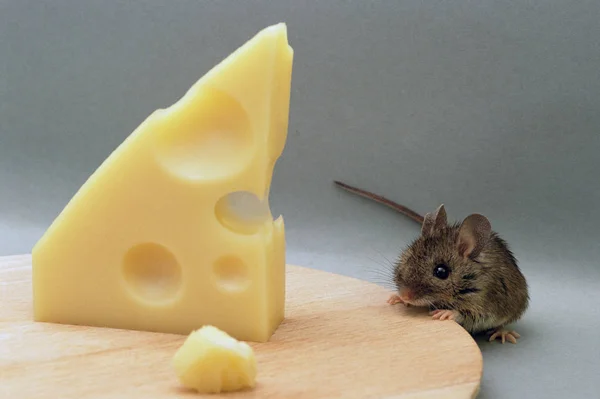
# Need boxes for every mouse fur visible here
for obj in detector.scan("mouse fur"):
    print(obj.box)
[394,204,530,337]
[333,181,530,343]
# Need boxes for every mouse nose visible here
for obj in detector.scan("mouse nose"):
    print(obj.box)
[400,289,414,301]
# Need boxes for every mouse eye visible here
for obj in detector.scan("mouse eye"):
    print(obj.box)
[433,264,450,280]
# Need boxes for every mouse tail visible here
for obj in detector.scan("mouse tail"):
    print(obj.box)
[333,180,424,224]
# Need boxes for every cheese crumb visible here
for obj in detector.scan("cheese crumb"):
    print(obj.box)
[173,325,257,393]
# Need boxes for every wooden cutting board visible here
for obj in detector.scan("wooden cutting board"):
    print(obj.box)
[0,254,482,398]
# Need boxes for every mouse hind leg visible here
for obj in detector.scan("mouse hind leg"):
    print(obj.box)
[488,327,520,344]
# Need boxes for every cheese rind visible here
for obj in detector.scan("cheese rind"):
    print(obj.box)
[173,325,257,393]
[31,23,293,342]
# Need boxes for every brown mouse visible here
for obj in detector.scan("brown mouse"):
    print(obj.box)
[334,180,529,344]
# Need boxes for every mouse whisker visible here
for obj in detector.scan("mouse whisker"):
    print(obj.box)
[425,299,441,310]
[364,274,395,288]
[363,262,394,276]
[372,249,397,268]
[362,258,396,277]
[369,281,397,290]
[361,265,393,276]
[367,249,398,267]
[362,271,396,287]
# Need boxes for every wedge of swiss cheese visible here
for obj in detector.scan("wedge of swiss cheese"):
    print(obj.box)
[31,23,294,342]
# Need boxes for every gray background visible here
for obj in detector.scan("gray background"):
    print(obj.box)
[1,0,599,397]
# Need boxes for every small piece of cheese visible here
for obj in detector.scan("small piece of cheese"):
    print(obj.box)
[31,23,294,342]
[173,325,257,393]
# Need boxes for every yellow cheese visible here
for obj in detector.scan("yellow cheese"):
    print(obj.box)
[173,325,257,393]
[31,23,294,342]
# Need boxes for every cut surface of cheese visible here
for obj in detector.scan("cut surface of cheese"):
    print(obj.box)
[173,325,257,393]
[31,23,294,342]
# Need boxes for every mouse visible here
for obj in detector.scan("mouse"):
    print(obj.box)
[334,180,529,344]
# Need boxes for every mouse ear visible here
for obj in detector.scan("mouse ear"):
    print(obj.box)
[421,204,447,236]
[421,212,434,236]
[433,204,447,231]
[457,214,491,259]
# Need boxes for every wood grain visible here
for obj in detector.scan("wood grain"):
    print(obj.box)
[0,254,482,398]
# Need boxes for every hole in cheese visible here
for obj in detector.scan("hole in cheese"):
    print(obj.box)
[215,191,271,235]
[121,243,182,305]
[153,87,254,181]
[213,255,250,293]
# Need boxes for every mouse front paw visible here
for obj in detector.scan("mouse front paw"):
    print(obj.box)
[387,294,408,306]
[488,328,520,344]
[430,309,460,321]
